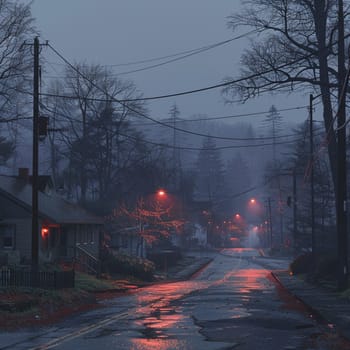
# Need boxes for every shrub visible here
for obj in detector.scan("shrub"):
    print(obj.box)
[314,255,337,280]
[289,253,314,275]
[101,251,155,281]
[147,249,182,268]
[290,253,337,281]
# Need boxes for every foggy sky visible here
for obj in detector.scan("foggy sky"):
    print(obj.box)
[29,0,317,127]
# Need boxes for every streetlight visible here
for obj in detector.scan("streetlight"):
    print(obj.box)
[247,197,264,218]
[249,198,256,205]
[157,189,166,197]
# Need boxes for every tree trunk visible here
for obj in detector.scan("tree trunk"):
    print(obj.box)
[315,0,337,192]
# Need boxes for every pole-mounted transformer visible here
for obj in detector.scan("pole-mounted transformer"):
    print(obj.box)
[38,115,49,139]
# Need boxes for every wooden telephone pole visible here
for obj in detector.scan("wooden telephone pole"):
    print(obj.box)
[32,37,39,268]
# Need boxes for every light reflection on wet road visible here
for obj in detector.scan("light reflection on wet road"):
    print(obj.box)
[0,248,326,349]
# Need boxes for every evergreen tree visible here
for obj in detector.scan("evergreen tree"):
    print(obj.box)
[225,153,252,214]
[263,105,283,168]
[280,121,335,253]
[195,137,227,218]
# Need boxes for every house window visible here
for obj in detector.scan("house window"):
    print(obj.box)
[0,224,15,249]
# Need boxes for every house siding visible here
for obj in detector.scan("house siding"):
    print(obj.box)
[111,231,145,258]
[0,195,29,219]
[0,175,104,265]
[12,218,32,262]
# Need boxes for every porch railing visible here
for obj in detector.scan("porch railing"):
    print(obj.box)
[75,245,101,277]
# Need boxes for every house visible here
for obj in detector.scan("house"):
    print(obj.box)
[106,224,146,258]
[0,170,104,269]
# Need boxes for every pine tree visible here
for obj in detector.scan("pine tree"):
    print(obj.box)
[195,137,226,206]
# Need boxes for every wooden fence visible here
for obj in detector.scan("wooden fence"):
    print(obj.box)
[0,268,75,289]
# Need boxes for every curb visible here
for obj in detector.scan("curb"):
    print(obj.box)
[270,271,329,326]
[169,257,213,281]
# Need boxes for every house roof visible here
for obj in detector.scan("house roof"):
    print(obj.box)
[0,175,104,225]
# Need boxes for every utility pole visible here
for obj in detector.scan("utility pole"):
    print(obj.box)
[32,37,39,268]
[292,168,297,253]
[309,94,315,256]
[337,0,348,291]
[268,197,273,248]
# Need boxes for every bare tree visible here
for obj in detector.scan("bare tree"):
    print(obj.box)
[0,0,35,114]
[0,0,36,168]
[43,63,146,202]
[280,121,335,251]
[110,196,185,246]
[223,0,343,189]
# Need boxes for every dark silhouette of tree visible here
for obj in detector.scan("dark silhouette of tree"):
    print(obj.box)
[225,153,252,214]
[279,121,335,252]
[263,105,283,168]
[224,0,344,190]
[195,137,226,205]
[168,103,182,190]
[0,1,35,118]
[44,63,146,203]
[0,1,36,170]
[0,136,14,165]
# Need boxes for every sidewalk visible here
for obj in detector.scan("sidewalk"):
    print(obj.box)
[167,256,213,280]
[152,251,215,282]
[273,270,350,340]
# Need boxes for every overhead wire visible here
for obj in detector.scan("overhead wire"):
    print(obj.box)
[39,102,319,151]
[108,30,260,68]
[131,104,321,127]
[42,29,259,76]
[14,83,319,139]
[6,44,326,150]
[210,172,291,205]
[302,56,350,184]
[46,42,319,143]
[39,79,310,106]
[46,43,315,103]
[107,30,261,76]
[33,81,325,144]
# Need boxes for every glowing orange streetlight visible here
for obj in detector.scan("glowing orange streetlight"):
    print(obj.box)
[157,189,166,197]
[249,198,257,205]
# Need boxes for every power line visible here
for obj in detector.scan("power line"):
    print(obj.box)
[15,84,317,135]
[304,60,350,181]
[43,30,259,71]
[40,89,315,138]
[42,95,309,142]
[47,43,314,103]
[39,90,311,124]
[46,43,325,143]
[132,105,311,126]
[113,30,259,67]
[40,102,312,151]
[109,31,260,76]
[43,43,323,146]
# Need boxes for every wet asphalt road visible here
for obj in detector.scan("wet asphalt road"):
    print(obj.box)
[0,248,340,349]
